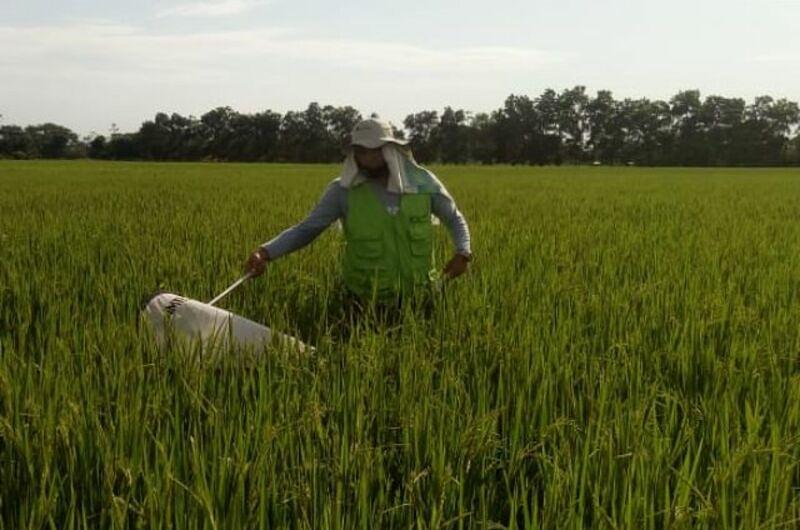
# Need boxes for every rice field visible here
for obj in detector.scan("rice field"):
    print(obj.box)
[1,160,800,529]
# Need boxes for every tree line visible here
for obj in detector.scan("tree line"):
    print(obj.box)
[2,87,800,166]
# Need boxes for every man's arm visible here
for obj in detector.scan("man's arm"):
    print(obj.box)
[431,192,472,279]
[261,180,345,260]
[431,192,471,256]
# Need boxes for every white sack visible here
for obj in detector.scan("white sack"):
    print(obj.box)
[143,293,309,354]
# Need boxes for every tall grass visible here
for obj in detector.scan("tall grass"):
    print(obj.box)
[1,161,799,528]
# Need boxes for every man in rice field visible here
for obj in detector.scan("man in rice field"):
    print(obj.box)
[243,117,472,305]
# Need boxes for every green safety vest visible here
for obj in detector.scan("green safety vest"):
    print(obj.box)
[343,183,433,300]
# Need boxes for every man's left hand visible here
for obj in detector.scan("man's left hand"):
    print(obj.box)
[442,253,470,280]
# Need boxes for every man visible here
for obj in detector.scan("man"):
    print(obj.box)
[244,117,472,302]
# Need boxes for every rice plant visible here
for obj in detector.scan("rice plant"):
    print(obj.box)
[1,160,799,529]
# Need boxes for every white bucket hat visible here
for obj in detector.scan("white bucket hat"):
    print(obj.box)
[350,117,408,149]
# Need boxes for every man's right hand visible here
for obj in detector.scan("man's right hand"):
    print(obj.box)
[245,247,270,277]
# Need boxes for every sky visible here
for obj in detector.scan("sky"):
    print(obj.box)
[2,0,799,136]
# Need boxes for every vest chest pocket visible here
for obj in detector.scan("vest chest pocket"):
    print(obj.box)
[407,221,431,257]
[408,219,431,239]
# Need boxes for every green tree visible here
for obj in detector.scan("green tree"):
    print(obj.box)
[24,123,79,158]
[323,105,362,157]
[735,96,800,165]
[785,133,800,165]
[439,107,471,164]
[495,95,541,164]
[0,125,31,158]
[557,86,589,162]
[106,133,140,160]
[467,112,499,164]
[403,111,440,163]
[621,99,672,165]
[669,90,706,165]
[200,107,237,160]
[87,135,108,159]
[586,90,627,163]
[234,110,282,161]
[699,96,745,165]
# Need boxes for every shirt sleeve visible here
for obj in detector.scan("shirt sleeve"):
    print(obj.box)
[431,192,471,255]
[261,180,345,260]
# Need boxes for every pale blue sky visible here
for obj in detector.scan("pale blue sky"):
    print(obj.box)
[2,0,799,136]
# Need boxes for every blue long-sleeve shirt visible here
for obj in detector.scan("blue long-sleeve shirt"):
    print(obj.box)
[262,178,471,259]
